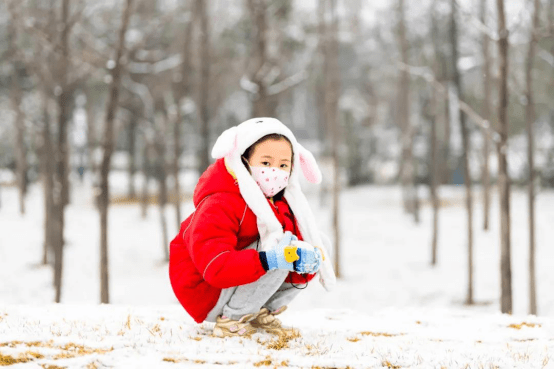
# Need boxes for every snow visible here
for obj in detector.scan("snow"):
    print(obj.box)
[1,304,553,369]
[2,172,554,368]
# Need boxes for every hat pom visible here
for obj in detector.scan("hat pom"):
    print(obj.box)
[297,143,322,184]
[211,126,237,159]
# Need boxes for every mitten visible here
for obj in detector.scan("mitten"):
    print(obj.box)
[291,240,323,274]
[259,231,299,271]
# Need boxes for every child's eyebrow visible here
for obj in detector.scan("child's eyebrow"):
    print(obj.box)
[261,155,273,159]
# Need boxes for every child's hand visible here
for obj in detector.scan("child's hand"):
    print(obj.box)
[264,231,299,271]
[290,240,323,274]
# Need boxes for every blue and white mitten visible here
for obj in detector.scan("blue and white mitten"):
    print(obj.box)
[291,240,323,274]
[259,231,299,271]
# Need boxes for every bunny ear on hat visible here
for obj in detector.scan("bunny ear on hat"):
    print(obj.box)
[211,126,238,159]
[296,143,322,184]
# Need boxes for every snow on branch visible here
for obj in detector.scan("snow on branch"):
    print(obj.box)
[538,49,554,67]
[127,54,183,75]
[453,0,499,41]
[267,70,308,96]
[122,75,154,120]
[397,61,502,146]
[240,75,259,94]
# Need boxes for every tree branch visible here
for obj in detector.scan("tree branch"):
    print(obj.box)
[397,61,502,145]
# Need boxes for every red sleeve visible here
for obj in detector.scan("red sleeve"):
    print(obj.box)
[184,193,266,289]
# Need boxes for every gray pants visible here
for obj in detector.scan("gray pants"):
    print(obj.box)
[204,243,307,322]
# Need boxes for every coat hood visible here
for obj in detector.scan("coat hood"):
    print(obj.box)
[192,158,239,207]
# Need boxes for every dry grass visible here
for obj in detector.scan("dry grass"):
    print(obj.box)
[0,351,44,366]
[0,340,113,364]
[0,353,32,366]
[346,337,360,343]
[144,323,162,337]
[0,340,46,348]
[253,355,273,367]
[359,331,401,337]
[382,360,402,369]
[508,322,541,329]
[257,330,301,351]
[162,357,206,365]
[40,364,67,369]
[85,361,99,369]
[52,343,113,360]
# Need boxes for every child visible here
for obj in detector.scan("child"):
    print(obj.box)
[169,117,336,338]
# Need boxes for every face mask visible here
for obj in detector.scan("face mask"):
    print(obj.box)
[244,158,290,197]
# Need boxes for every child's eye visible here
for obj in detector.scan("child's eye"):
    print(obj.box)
[280,164,288,168]
[262,162,270,166]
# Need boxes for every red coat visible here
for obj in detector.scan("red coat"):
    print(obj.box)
[169,158,315,323]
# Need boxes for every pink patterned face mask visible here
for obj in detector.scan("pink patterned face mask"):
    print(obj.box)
[245,161,290,197]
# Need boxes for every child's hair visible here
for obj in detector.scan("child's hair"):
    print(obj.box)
[241,134,294,169]
[241,133,294,199]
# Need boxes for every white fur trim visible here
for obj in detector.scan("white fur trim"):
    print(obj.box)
[284,183,336,291]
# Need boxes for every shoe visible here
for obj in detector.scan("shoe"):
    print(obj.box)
[212,313,257,338]
[250,306,299,337]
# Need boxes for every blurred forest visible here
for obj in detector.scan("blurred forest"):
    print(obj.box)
[0,0,552,315]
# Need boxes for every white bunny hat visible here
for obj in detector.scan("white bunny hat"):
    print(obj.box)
[211,117,336,291]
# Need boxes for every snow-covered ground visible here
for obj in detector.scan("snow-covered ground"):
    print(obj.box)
[1,304,553,369]
[2,171,554,368]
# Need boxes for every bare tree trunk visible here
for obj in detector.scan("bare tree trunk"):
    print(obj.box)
[481,0,492,232]
[141,135,151,219]
[8,3,28,215]
[128,112,137,198]
[171,13,194,229]
[317,0,328,151]
[12,79,27,215]
[317,0,330,209]
[247,0,271,117]
[451,0,474,305]
[154,115,169,262]
[525,0,540,316]
[430,0,442,266]
[322,0,341,278]
[52,0,72,303]
[197,0,210,175]
[86,90,99,195]
[496,0,513,314]
[398,0,416,217]
[430,83,439,266]
[98,0,134,304]
[172,109,183,228]
[441,96,451,185]
[430,1,444,262]
[41,91,55,266]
